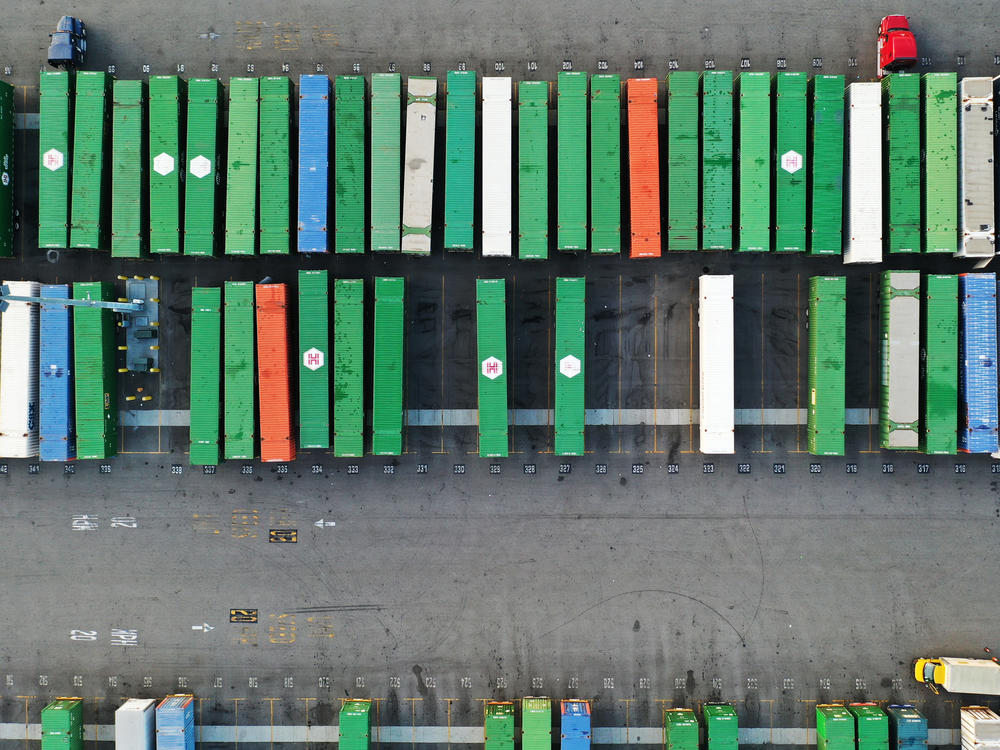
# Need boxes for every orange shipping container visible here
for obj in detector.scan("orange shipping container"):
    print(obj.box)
[255,283,296,462]
[627,78,661,258]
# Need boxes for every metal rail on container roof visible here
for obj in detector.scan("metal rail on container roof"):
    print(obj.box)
[0,285,143,313]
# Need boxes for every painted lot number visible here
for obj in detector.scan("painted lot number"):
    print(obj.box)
[738,463,751,474]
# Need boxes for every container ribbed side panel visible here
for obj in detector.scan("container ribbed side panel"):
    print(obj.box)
[555,277,585,456]
[557,71,588,251]
[371,73,401,252]
[736,72,770,252]
[809,75,844,255]
[667,71,698,251]
[225,77,259,255]
[701,71,733,251]
[223,281,255,460]
[518,81,549,260]
[957,77,995,257]
[879,270,921,449]
[522,698,552,750]
[921,73,957,253]
[148,75,184,254]
[111,79,147,258]
[297,75,330,253]
[921,274,958,454]
[627,78,660,258]
[39,284,75,462]
[372,277,405,455]
[298,270,330,449]
[259,76,292,255]
[882,74,920,253]
[482,78,512,257]
[184,78,222,256]
[485,703,515,750]
[189,287,221,465]
[334,75,365,253]
[256,283,295,461]
[444,70,476,250]
[808,276,846,455]
[401,77,437,255]
[774,72,807,252]
[0,281,40,458]
[334,279,365,457]
[72,281,117,459]
[70,71,111,250]
[477,279,508,457]
[958,273,998,453]
[845,82,883,263]
[339,700,371,750]
[39,70,73,249]
[590,74,621,254]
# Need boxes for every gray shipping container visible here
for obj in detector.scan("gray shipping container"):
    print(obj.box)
[957,77,995,257]
[116,698,156,750]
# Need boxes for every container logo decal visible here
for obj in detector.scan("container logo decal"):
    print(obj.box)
[303,347,325,371]
[153,152,176,176]
[781,150,803,173]
[190,155,212,179]
[1,172,8,186]
[559,355,581,378]
[482,356,503,380]
[43,148,64,171]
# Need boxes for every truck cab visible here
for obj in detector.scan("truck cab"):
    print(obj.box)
[47,16,87,68]
[877,15,917,78]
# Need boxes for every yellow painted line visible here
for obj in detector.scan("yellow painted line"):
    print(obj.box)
[443,698,457,746]
[17,697,34,745]
[405,698,422,748]
[298,698,315,746]
[620,698,633,743]
[263,698,281,750]
[231,698,242,750]
[91,697,103,749]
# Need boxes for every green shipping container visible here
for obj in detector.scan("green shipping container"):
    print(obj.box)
[774,72,807,252]
[444,70,476,250]
[736,72,771,251]
[522,697,551,750]
[224,281,256,460]
[590,74,621,254]
[880,270,921,450]
[73,282,117,459]
[334,279,365,457]
[335,75,366,253]
[39,70,73,249]
[184,78,223,256]
[557,71,588,251]
[70,71,111,250]
[298,270,330,449]
[703,704,739,750]
[849,704,889,750]
[921,274,958,453]
[808,276,846,456]
[518,81,549,260]
[668,71,699,251]
[809,75,845,255]
[477,279,508,458]
[41,698,83,734]
[189,287,222,465]
[259,76,292,254]
[372,277,405,455]
[701,71,734,250]
[148,75,184,254]
[664,709,699,750]
[371,73,401,252]
[41,733,83,750]
[921,73,958,253]
[555,277,585,456]
[110,79,147,258]
[484,702,515,750]
[225,77,259,255]
[339,699,371,750]
[882,74,920,253]
[817,705,855,750]
[0,80,13,257]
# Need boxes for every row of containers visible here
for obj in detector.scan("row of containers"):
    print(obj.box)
[32,69,998,259]
[41,695,949,750]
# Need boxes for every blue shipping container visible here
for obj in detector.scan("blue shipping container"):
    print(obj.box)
[156,695,195,732]
[297,74,330,253]
[39,284,75,462]
[561,699,592,749]
[886,705,928,750]
[958,273,999,453]
[156,728,194,750]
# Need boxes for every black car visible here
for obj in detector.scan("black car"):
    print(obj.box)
[47,16,87,68]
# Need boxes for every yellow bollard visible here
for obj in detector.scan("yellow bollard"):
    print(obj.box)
[117,345,127,351]
[125,395,137,402]
[141,395,153,402]
[150,367,161,373]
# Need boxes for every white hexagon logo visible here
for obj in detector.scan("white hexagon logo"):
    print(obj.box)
[43,148,64,171]
[189,155,211,179]
[781,150,803,174]
[303,347,325,371]
[481,356,503,380]
[559,355,581,379]
[153,152,176,176]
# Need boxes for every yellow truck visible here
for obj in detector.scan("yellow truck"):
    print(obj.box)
[914,656,1000,694]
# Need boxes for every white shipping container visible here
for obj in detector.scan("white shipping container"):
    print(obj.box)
[481,77,512,257]
[0,280,40,458]
[882,271,920,449]
[957,77,995,258]
[401,76,437,255]
[698,275,735,454]
[962,706,1000,747]
[844,82,882,264]
[936,657,1000,695]
[116,698,156,750]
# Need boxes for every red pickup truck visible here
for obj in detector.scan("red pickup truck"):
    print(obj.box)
[877,15,917,77]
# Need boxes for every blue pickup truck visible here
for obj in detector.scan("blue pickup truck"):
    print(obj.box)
[47,16,87,68]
